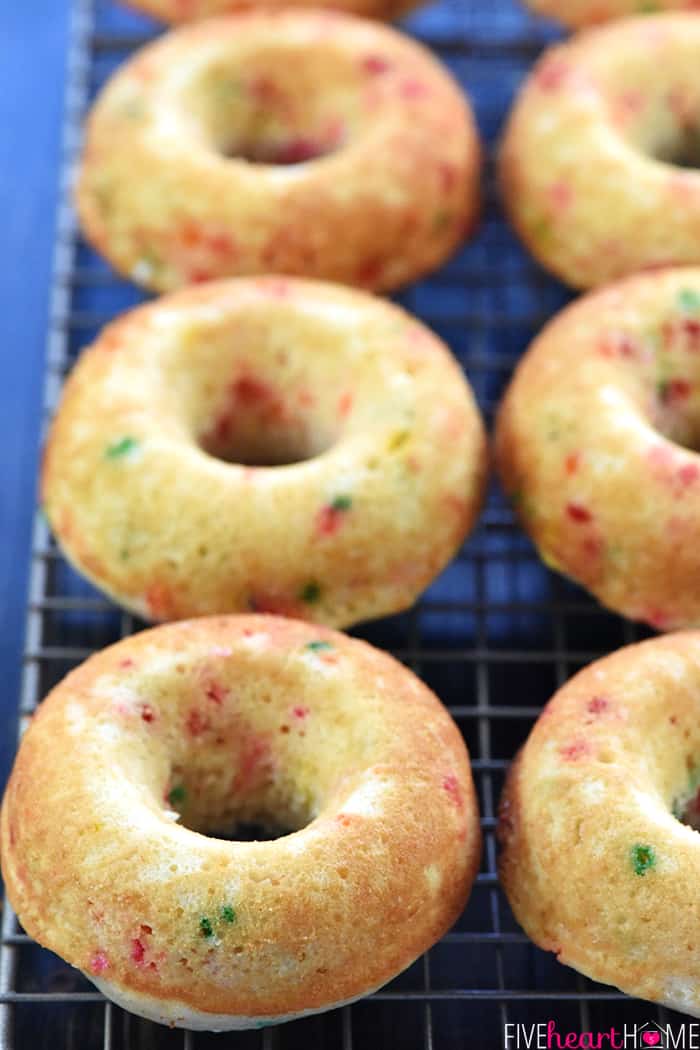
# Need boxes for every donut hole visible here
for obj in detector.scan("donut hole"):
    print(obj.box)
[199,412,335,467]
[653,124,700,171]
[186,52,361,167]
[166,753,317,841]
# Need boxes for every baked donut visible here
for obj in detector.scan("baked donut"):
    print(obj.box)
[498,631,700,1016]
[1,615,481,1030]
[42,277,487,627]
[122,0,422,24]
[76,11,480,294]
[495,268,700,631]
[500,14,700,289]
[523,0,700,30]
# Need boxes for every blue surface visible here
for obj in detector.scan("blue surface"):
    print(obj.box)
[0,7,70,782]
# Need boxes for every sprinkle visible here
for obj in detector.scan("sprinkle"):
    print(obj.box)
[204,681,227,705]
[387,430,410,451]
[631,843,656,876]
[316,496,352,537]
[587,696,609,715]
[299,581,321,604]
[139,703,155,724]
[199,917,214,938]
[220,905,236,924]
[442,774,463,808]
[131,939,145,964]
[90,950,109,974]
[566,502,592,524]
[186,709,210,736]
[168,784,186,807]
[105,436,139,460]
[564,452,580,476]
[678,288,700,314]
[559,739,590,761]
[306,640,333,652]
[362,54,390,75]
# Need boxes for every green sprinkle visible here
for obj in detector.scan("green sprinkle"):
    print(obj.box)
[300,581,321,604]
[168,784,186,807]
[631,843,656,876]
[387,429,410,451]
[199,917,214,938]
[331,495,352,512]
[657,379,669,402]
[307,640,333,652]
[678,288,700,314]
[105,436,139,460]
[432,209,452,234]
[220,905,236,924]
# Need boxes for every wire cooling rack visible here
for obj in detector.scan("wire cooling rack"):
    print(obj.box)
[2,0,687,1047]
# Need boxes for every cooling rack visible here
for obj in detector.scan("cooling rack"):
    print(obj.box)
[1,0,684,1046]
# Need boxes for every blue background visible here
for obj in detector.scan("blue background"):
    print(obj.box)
[0,8,70,777]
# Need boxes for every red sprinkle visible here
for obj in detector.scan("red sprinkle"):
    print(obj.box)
[337,391,353,418]
[139,703,155,724]
[186,709,210,737]
[587,696,609,715]
[679,463,700,487]
[90,951,109,974]
[559,739,590,761]
[400,78,428,99]
[564,452,580,476]
[362,54,390,75]
[566,502,592,524]
[292,705,309,719]
[442,774,463,808]
[536,59,570,92]
[131,939,145,965]
[315,504,345,538]
[204,680,227,705]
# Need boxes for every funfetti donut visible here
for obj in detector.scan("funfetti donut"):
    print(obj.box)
[500,14,700,289]
[1,615,481,1030]
[496,268,700,631]
[77,11,481,293]
[42,277,488,627]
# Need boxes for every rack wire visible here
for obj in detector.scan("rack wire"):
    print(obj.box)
[1,0,686,1046]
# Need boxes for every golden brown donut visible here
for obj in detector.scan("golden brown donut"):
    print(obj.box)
[496,268,700,631]
[501,14,700,288]
[42,277,487,628]
[499,632,700,1017]
[2,615,481,1029]
[77,11,481,293]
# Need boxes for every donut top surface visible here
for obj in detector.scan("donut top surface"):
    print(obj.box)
[525,0,700,29]
[124,0,422,23]
[42,277,486,627]
[496,267,700,629]
[77,11,480,292]
[500,14,700,288]
[499,632,700,1015]
[1,616,479,1021]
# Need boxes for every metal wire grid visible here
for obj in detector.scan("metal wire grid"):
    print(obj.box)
[0,0,688,1046]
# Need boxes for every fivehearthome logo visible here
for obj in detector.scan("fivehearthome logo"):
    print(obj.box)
[503,1020,699,1048]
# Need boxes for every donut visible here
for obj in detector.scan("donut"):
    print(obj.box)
[122,0,422,24]
[1,615,481,1030]
[76,11,481,294]
[523,0,700,30]
[495,267,700,632]
[42,277,487,627]
[500,14,700,289]
[498,631,700,1016]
